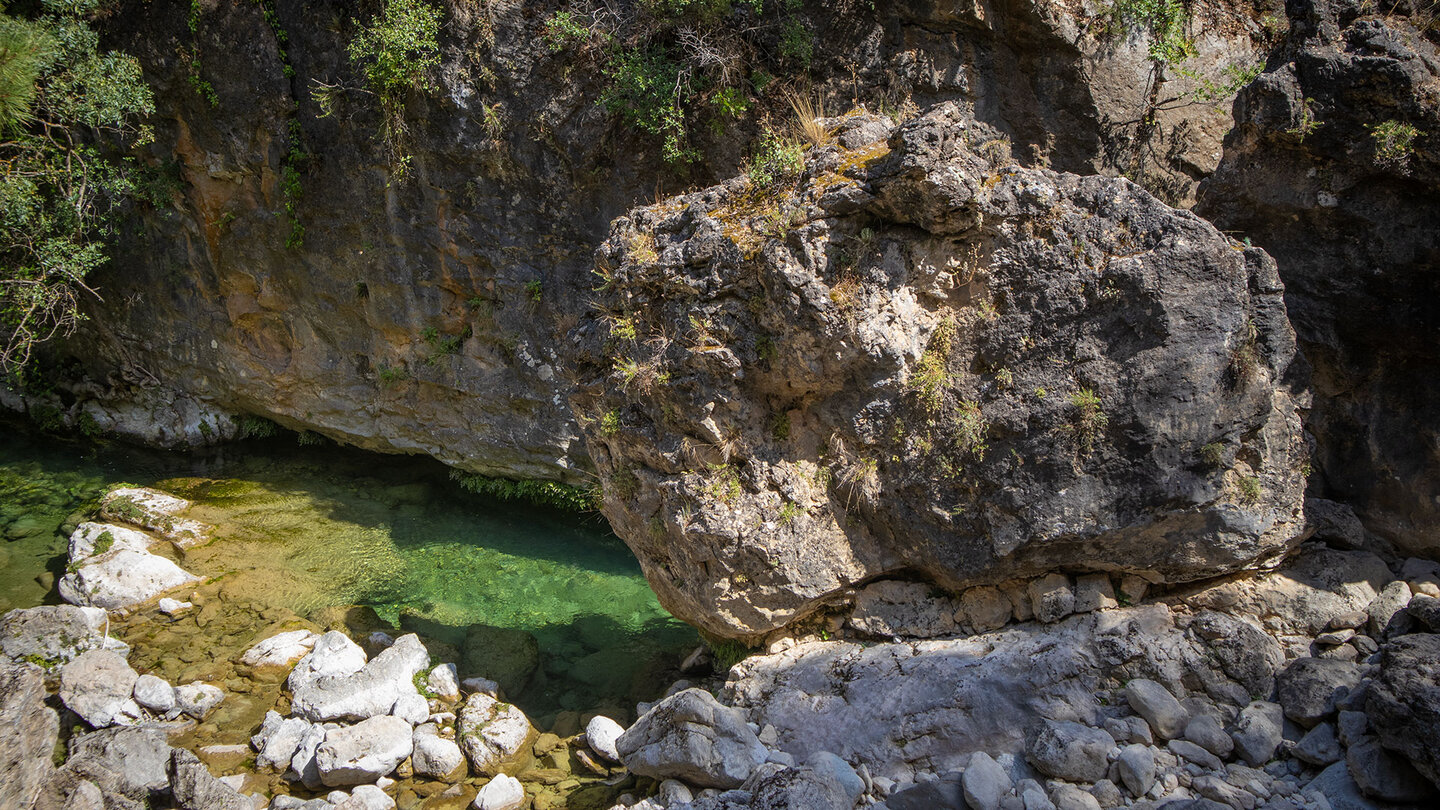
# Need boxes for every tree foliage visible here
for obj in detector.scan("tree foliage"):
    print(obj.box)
[0,0,154,379]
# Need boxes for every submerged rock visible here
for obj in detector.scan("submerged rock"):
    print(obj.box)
[99,487,212,546]
[573,101,1306,638]
[616,688,767,788]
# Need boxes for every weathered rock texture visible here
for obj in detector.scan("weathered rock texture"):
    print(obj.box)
[1198,0,1440,555]
[17,0,1271,484]
[571,103,1306,638]
[0,665,59,810]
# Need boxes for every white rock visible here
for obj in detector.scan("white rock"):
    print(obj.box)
[659,779,693,805]
[960,586,1012,632]
[962,751,1011,810]
[288,631,369,693]
[1028,574,1074,623]
[1073,574,1118,613]
[291,634,429,722]
[368,632,395,649]
[391,692,430,725]
[585,715,625,763]
[0,604,124,667]
[457,692,536,776]
[173,682,224,719]
[289,721,334,789]
[59,649,143,728]
[132,673,176,713]
[472,773,525,810]
[809,750,866,804]
[68,523,153,558]
[615,688,766,789]
[315,715,415,786]
[257,716,313,771]
[59,546,202,611]
[1125,679,1188,740]
[426,663,460,699]
[336,783,397,810]
[412,724,466,780]
[241,630,320,668]
[157,598,192,615]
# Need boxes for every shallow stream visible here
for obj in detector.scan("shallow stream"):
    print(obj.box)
[0,423,697,723]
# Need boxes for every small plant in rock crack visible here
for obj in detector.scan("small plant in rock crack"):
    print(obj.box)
[1069,388,1109,456]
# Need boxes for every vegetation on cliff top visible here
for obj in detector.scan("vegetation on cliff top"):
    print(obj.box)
[0,0,154,381]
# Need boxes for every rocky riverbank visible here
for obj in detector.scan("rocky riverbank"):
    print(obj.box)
[4,485,1439,809]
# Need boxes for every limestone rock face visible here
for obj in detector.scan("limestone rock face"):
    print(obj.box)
[616,688,768,788]
[572,102,1306,638]
[1197,0,1440,557]
[0,664,60,810]
[23,0,1265,486]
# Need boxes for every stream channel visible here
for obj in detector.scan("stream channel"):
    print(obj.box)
[0,421,699,734]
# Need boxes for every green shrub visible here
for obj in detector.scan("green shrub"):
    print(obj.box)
[746,129,804,188]
[600,45,694,164]
[0,3,154,378]
[1104,0,1195,65]
[1371,119,1420,165]
[348,0,442,100]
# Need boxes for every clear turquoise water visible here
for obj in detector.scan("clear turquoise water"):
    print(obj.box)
[0,422,696,716]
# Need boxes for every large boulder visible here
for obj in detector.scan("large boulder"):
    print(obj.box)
[1196,0,1440,556]
[616,688,768,788]
[457,692,537,777]
[1027,721,1114,782]
[412,723,466,781]
[0,605,126,668]
[314,715,414,786]
[57,523,201,611]
[59,649,143,728]
[0,664,60,809]
[1365,633,1440,785]
[571,101,1306,638]
[459,624,540,698]
[291,633,429,722]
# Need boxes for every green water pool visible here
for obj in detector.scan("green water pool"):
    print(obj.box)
[0,422,697,717]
